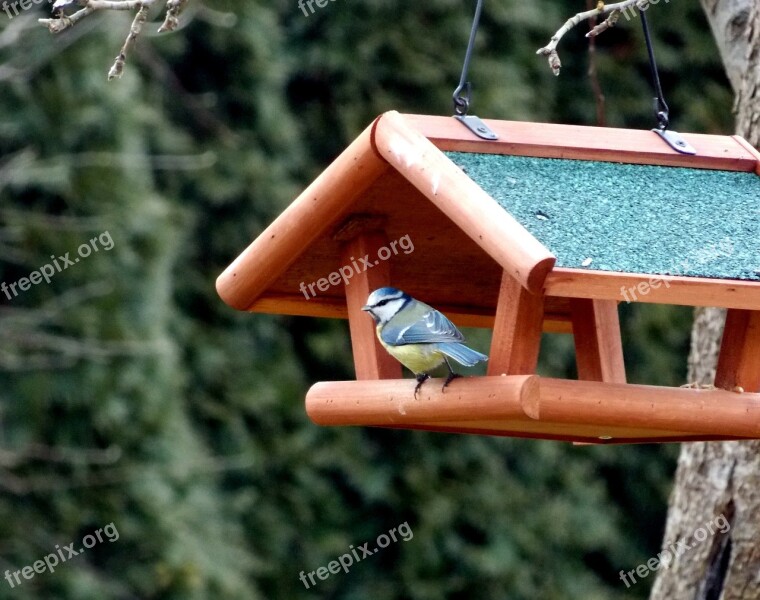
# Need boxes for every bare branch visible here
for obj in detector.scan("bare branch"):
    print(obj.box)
[158,0,188,33]
[38,0,196,79]
[537,0,643,75]
[585,0,607,126]
[108,3,150,80]
[83,0,147,8]
[588,9,622,38]
[39,7,92,33]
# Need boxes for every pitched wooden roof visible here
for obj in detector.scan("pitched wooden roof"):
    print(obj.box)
[217,111,760,330]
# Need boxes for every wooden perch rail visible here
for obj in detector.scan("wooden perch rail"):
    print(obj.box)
[306,375,538,426]
[306,376,760,441]
[531,378,760,438]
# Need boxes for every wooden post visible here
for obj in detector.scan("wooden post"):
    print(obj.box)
[341,231,403,380]
[715,309,760,392]
[487,270,545,376]
[570,299,626,383]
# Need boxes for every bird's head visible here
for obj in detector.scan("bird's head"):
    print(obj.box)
[362,287,411,325]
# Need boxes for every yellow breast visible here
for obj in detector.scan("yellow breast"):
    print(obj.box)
[376,325,445,374]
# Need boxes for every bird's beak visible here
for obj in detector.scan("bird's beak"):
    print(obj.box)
[361,305,371,312]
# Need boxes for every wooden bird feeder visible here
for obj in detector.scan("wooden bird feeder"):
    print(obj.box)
[217,111,760,445]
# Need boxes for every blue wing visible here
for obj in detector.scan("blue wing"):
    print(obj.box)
[436,343,488,367]
[381,305,464,346]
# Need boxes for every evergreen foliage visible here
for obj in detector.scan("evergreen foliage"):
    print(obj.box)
[0,1,733,597]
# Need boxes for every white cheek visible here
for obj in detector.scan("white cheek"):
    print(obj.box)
[370,298,405,324]
[375,307,393,322]
[383,303,405,322]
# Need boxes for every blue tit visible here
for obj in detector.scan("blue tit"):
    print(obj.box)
[362,287,488,397]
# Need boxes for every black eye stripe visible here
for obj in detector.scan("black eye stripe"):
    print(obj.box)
[375,293,404,307]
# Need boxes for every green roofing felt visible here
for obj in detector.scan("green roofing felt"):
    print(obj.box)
[446,152,760,281]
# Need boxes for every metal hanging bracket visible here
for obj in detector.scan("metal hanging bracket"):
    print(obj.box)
[640,9,695,155]
[454,114,498,140]
[451,0,499,141]
[652,127,695,154]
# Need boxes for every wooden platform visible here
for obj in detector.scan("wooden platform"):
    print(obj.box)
[306,376,760,444]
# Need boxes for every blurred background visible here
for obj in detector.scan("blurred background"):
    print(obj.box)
[0,0,735,598]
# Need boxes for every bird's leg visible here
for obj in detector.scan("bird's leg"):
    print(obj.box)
[442,357,462,392]
[414,373,430,399]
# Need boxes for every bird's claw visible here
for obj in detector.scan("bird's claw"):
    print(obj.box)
[442,372,462,392]
[414,373,430,399]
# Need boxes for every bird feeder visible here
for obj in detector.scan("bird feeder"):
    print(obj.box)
[217,111,760,445]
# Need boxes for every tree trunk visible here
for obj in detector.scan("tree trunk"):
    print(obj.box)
[650,1,760,598]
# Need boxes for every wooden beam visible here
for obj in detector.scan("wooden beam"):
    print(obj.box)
[573,434,753,445]
[216,118,390,311]
[487,271,545,376]
[403,113,759,172]
[372,111,556,294]
[401,423,752,444]
[341,232,402,380]
[249,293,574,333]
[306,375,538,426]
[731,135,760,175]
[570,299,626,383]
[545,268,760,311]
[715,309,760,393]
[530,378,760,438]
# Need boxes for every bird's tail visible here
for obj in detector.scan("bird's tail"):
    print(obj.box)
[437,343,488,367]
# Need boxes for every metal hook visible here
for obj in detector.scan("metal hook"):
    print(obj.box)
[639,8,695,154]
[451,0,498,140]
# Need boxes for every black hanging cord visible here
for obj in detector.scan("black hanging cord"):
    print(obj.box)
[639,8,669,131]
[452,0,485,116]
[637,8,695,154]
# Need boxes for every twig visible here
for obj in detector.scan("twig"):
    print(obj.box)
[108,3,150,80]
[39,6,96,34]
[588,9,622,38]
[158,0,188,33]
[586,0,606,125]
[38,0,195,80]
[537,0,642,75]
